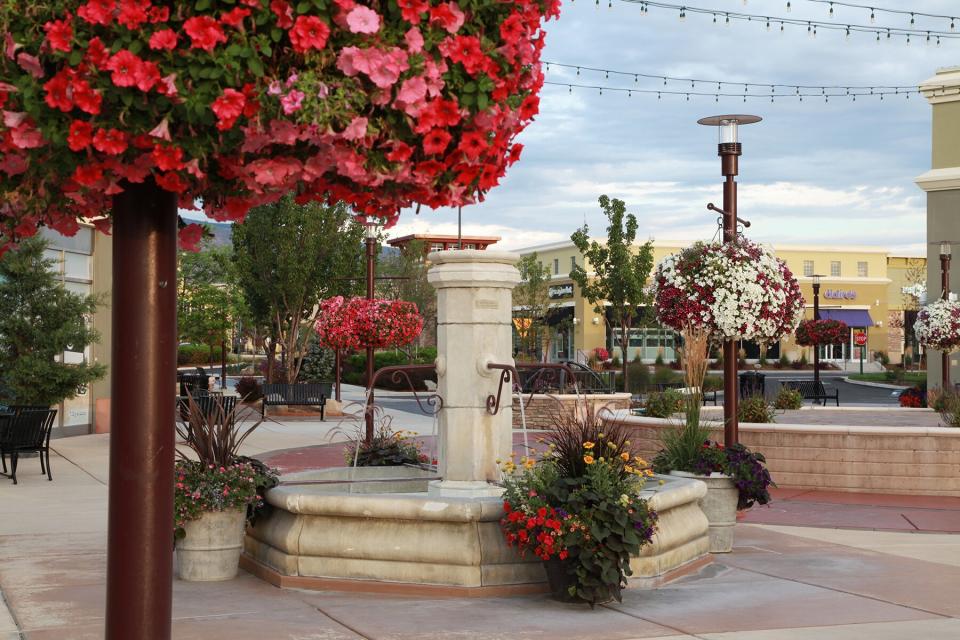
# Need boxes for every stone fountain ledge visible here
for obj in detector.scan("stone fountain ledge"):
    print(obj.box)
[242,467,710,596]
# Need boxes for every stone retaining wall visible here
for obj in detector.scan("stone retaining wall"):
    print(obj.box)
[512,393,631,430]
[612,415,960,496]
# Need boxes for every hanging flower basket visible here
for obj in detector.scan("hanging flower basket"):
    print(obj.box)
[653,239,805,343]
[795,319,849,346]
[0,0,561,251]
[914,299,960,352]
[315,296,423,351]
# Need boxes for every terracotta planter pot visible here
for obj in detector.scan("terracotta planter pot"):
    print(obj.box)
[669,471,737,553]
[176,508,246,581]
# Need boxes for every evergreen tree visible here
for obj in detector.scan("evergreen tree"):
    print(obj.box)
[0,237,107,405]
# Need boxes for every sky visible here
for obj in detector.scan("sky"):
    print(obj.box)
[387,0,957,255]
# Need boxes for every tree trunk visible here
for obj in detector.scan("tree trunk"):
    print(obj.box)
[621,319,630,393]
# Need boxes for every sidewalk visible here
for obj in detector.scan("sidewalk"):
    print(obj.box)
[2,417,959,639]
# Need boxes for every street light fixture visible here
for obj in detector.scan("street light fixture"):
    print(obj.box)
[698,114,762,446]
[364,218,383,443]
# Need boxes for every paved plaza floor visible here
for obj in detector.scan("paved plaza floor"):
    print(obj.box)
[2,395,959,639]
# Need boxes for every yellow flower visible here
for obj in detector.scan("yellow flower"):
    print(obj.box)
[583,441,595,450]
[583,455,595,465]
[607,441,617,450]
[620,452,630,461]
[524,459,535,469]
[658,479,666,485]
[624,440,631,446]
[597,433,605,439]
[625,465,634,474]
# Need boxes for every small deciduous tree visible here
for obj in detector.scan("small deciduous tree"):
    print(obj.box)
[513,253,553,360]
[570,196,654,392]
[379,239,437,350]
[0,237,106,406]
[232,196,364,384]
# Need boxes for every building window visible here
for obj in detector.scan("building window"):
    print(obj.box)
[830,261,841,277]
[464,243,476,250]
[430,243,444,252]
[570,256,577,270]
[857,261,868,277]
[803,260,814,277]
[553,258,559,275]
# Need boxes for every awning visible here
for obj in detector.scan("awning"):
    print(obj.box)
[816,309,874,327]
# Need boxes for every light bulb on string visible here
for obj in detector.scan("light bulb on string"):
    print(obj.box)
[781,22,785,32]
[663,77,668,86]
[691,80,695,88]
[887,28,891,39]
[951,19,955,31]
[876,31,880,43]
[686,93,690,101]
[870,9,875,24]
[829,3,834,18]
[725,13,730,26]
[938,36,942,46]
[845,26,850,40]
[576,67,580,76]
[786,1,791,12]
[927,32,931,45]
[910,13,915,26]
[605,71,609,79]
[608,0,612,8]
[713,13,717,24]
[657,91,661,100]
[906,34,911,45]
[679,7,686,20]
[766,18,770,30]
[634,75,638,83]
[715,94,719,102]
[599,87,603,95]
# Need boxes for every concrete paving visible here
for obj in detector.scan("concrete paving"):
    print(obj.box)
[2,396,960,639]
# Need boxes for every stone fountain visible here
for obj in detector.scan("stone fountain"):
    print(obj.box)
[243,250,710,594]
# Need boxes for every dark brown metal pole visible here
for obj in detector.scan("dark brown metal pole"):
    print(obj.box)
[221,339,227,390]
[942,252,951,390]
[813,282,821,393]
[106,180,177,640]
[720,144,740,446]
[365,233,375,443]
[334,350,342,402]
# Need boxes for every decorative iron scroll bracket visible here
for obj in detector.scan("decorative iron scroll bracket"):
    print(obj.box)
[485,363,519,415]
[367,364,443,415]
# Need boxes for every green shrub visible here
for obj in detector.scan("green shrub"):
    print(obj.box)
[611,355,621,368]
[773,387,802,410]
[883,369,897,382]
[343,350,437,390]
[626,361,651,395]
[778,354,790,368]
[738,395,776,423]
[653,366,680,385]
[178,344,211,366]
[654,353,665,366]
[645,389,683,418]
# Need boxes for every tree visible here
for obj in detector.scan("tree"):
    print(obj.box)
[513,253,553,359]
[232,196,365,384]
[178,244,246,364]
[0,237,106,406]
[379,239,437,350]
[570,196,654,392]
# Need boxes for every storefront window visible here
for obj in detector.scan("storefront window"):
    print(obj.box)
[830,261,841,277]
[857,261,868,277]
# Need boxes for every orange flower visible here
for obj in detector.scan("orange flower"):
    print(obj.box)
[620,452,630,461]
[583,441,595,450]
[583,455,595,465]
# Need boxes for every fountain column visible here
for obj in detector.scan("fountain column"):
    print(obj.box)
[427,250,520,498]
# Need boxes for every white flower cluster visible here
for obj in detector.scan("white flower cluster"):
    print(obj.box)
[654,241,805,343]
[901,282,927,303]
[914,299,960,352]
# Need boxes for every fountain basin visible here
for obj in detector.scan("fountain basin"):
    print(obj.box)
[242,468,710,595]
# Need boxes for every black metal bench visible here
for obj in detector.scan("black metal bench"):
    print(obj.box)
[783,380,840,406]
[261,383,332,419]
[654,382,718,406]
[0,408,58,484]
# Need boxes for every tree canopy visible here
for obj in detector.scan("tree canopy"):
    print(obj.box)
[570,195,654,391]
[232,196,364,383]
[513,253,553,360]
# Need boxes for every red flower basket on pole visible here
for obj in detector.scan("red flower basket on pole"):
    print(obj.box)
[795,319,849,347]
[1,2,560,637]
[316,296,424,351]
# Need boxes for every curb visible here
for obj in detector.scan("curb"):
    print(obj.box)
[842,377,910,391]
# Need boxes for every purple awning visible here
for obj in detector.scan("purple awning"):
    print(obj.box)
[816,309,874,327]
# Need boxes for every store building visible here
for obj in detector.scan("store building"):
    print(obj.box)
[516,240,922,366]
[39,225,113,436]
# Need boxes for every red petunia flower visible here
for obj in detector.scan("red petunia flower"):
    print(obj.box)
[156,171,188,193]
[148,5,169,22]
[221,7,251,28]
[134,60,160,92]
[92,128,128,155]
[397,0,430,24]
[210,89,246,131]
[148,29,178,51]
[184,16,227,52]
[458,131,488,160]
[499,13,526,44]
[67,121,94,151]
[519,94,539,120]
[385,141,414,162]
[77,0,115,26]
[429,2,465,34]
[422,129,452,155]
[105,50,142,88]
[85,38,110,68]
[440,35,489,76]
[117,0,150,30]
[152,145,185,171]
[72,164,104,187]
[290,16,331,53]
[43,18,73,53]
[71,79,103,115]
[43,70,73,112]
[270,0,294,29]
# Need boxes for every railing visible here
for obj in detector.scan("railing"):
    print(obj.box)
[367,364,443,416]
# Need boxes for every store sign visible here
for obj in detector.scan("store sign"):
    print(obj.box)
[824,289,856,300]
[549,284,574,299]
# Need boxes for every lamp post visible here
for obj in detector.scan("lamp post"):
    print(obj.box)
[698,114,762,446]
[365,220,379,443]
[811,274,823,392]
[940,241,952,390]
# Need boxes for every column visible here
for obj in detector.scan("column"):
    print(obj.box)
[427,250,520,498]
[916,66,960,390]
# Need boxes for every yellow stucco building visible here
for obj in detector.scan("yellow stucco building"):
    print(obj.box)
[516,240,924,366]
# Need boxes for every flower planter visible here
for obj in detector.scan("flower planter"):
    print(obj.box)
[669,471,737,553]
[543,557,615,605]
[176,508,246,582]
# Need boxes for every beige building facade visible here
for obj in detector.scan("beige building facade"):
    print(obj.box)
[517,240,921,366]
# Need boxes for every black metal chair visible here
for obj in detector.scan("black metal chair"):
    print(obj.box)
[0,408,57,484]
